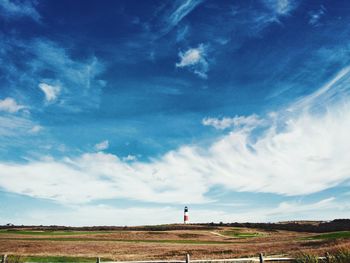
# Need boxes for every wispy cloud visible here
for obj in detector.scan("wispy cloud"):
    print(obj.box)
[202,115,262,130]
[157,0,204,37]
[176,44,209,78]
[0,0,41,22]
[0,151,210,204]
[0,115,37,137]
[262,0,297,16]
[0,37,106,112]
[308,6,326,26]
[0,98,42,149]
[0,97,25,113]
[288,66,350,112]
[167,0,203,32]
[94,140,109,151]
[178,1,300,65]
[176,25,190,42]
[267,197,337,217]
[38,83,61,103]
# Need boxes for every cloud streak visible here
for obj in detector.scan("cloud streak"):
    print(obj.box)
[0,0,41,22]
[167,0,203,32]
[157,0,204,37]
[0,115,38,137]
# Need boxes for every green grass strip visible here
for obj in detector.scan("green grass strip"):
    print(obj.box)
[220,230,263,238]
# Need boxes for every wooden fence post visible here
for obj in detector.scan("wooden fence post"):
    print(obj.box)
[259,253,264,263]
[186,253,190,263]
[1,254,7,263]
[96,256,100,263]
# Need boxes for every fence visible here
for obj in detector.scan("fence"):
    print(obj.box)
[1,253,329,263]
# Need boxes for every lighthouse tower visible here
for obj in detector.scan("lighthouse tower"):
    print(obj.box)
[184,206,189,224]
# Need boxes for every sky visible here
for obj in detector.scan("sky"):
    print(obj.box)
[0,0,350,226]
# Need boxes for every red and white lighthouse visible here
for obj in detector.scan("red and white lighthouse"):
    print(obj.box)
[184,206,189,224]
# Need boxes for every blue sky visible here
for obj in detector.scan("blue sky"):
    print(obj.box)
[1,0,350,226]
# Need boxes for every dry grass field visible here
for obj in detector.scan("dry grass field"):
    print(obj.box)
[0,225,350,262]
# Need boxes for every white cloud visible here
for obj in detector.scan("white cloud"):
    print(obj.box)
[0,151,210,204]
[1,67,350,206]
[202,115,262,130]
[38,83,61,102]
[0,0,40,22]
[176,44,209,78]
[0,97,25,113]
[123,154,137,162]
[94,140,109,151]
[176,46,202,66]
[29,125,43,134]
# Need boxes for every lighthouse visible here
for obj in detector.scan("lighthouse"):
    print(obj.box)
[184,206,189,224]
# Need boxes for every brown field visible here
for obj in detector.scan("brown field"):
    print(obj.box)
[0,225,350,261]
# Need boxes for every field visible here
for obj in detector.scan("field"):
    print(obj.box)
[1,225,350,262]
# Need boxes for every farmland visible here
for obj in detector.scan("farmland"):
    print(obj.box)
[1,224,350,262]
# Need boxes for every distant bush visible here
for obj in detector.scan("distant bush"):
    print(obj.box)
[207,219,350,233]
